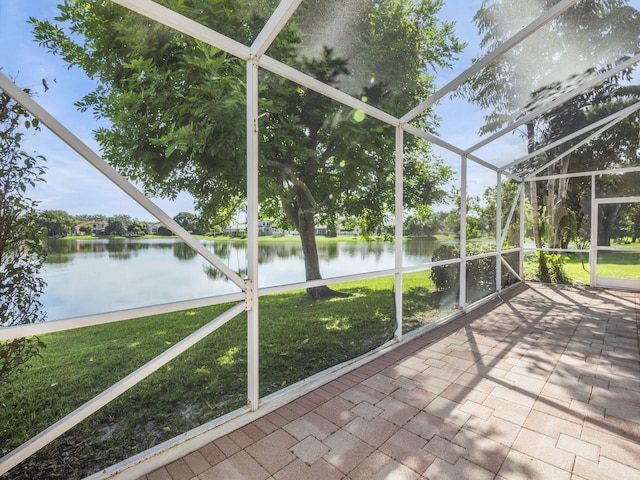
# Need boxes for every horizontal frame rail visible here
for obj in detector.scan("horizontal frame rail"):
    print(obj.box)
[0,292,245,341]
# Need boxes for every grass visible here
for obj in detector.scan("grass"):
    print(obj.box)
[525,249,640,286]
[0,271,447,479]
[12,236,632,478]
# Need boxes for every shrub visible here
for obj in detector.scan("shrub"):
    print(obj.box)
[430,243,499,294]
[526,251,571,284]
[429,244,459,291]
[0,89,48,383]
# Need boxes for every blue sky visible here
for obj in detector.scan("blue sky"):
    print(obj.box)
[2,1,635,221]
[0,1,198,220]
[0,0,496,221]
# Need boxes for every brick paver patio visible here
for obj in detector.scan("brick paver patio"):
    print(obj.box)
[138,283,640,480]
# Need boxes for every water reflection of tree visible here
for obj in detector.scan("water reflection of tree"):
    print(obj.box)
[323,242,339,261]
[106,239,134,261]
[203,265,247,281]
[43,254,73,264]
[259,243,303,262]
[44,238,101,264]
[148,242,176,250]
[340,241,388,262]
[403,238,440,258]
[44,239,73,264]
[172,242,197,261]
[207,241,233,260]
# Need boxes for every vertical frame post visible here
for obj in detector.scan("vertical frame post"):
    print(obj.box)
[496,171,502,292]
[590,174,597,287]
[246,59,260,411]
[460,155,467,309]
[394,125,404,341]
[520,180,526,279]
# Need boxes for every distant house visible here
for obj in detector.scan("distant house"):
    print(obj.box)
[315,225,328,236]
[258,220,274,236]
[226,223,247,237]
[73,220,107,236]
[337,225,362,236]
[224,221,276,237]
[147,222,164,234]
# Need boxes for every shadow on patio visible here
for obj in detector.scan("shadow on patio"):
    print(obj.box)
[139,282,640,480]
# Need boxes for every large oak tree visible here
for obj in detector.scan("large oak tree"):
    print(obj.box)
[32,0,464,297]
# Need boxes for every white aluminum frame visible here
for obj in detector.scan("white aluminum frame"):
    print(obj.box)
[1,0,639,477]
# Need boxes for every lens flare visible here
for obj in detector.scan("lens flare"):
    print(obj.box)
[352,110,365,122]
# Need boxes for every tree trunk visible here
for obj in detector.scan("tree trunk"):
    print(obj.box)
[550,159,571,249]
[295,209,348,299]
[530,181,542,249]
[596,204,621,247]
[527,123,543,249]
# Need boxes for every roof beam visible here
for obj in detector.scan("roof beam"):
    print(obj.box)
[252,0,302,58]
[502,101,640,171]
[259,54,400,126]
[524,104,640,179]
[528,165,640,182]
[468,53,640,155]
[114,0,400,128]
[112,0,526,181]
[112,0,251,59]
[400,0,578,124]
[401,124,522,180]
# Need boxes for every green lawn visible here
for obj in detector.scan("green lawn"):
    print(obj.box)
[1,271,447,479]
[10,241,634,478]
[526,250,640,285]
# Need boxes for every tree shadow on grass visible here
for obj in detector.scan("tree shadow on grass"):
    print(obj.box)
[259,284,396,396]
[4,279,468,479]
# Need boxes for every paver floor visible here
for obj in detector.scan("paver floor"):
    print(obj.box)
[138,283,640,480]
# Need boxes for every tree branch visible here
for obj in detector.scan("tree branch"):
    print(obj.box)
[261,158,319,213]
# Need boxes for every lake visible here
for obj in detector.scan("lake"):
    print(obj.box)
[42,237,445,320]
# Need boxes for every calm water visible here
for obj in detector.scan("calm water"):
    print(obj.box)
[42,237,443,320]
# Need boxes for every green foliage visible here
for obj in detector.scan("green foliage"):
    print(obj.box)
[36,209,76,237]
[430,243,500,294]
[462,1,640,251]
[104,219,126,236]
[0,90,47,383]
[404,210,440,237]
[619,203,640,241]
[463,0,640,135]
[30,0,463,288]
[127,220,149,236]
[157,225,173,236]
[173,211,204,234]
[525,251,572,284]
[429,244,459,291]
